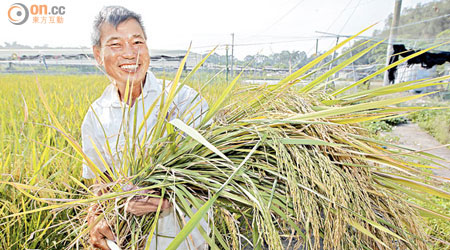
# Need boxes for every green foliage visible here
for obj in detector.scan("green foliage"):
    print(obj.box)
[2,31,450,249]
[340,40,388,66]
[409,109,450,146]
[205,50,326,70]
[377,0,450,42]
[386,116,408,126]
[0,74,109,249]
[364,120,393,133]
[342,0,450,71]
[408,184,450,250]
[363,117,407,134]
[0,73,230,249]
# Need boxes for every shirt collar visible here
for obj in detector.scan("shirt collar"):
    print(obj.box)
[98,70,160,108]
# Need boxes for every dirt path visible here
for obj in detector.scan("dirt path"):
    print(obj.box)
[387,123,450,178]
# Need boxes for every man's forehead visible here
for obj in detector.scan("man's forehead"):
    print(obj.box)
[100,19,145,42]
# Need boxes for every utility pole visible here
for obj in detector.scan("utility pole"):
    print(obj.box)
[231,33,235,78]
[289,55,292,75]
[329,36,340,71]
[315,38,319,56]
[315,31,341,91]
[315,31,339,62]
[226,45,229,82]
[383,0,402,86]
[325,35,340,91]
[350,48,358,85]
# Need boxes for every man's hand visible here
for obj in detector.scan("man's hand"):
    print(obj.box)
[124,185,171,216]
[87,204,116,250]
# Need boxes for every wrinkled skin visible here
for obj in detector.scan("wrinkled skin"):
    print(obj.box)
[87,185,171,250]
[124,185,171,216]
[92,18,150,105]
[87,204,116,250]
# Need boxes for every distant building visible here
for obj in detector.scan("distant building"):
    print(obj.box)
[0,48,202,73]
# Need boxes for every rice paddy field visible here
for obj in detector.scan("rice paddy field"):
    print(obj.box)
[1,42,450,249]
[0,73,243,249]
[0,74,108,248]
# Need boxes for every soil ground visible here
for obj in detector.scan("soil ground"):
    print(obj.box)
[386,122,450,179]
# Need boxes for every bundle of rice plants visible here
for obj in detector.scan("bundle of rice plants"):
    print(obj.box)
[5,28,450,250]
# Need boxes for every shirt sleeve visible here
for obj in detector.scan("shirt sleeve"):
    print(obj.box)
[81,108,107,179]
[171,85,210,128]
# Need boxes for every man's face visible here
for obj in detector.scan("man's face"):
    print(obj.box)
[93,18,150,87]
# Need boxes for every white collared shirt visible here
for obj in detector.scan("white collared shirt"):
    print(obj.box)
[81,70,209,249]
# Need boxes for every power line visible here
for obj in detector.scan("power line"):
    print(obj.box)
[192,32,450,52]
[243,0,307,40]
[338,0,362,34]
[326,0,353,32]
[320,32,450,43]
[196,2,450,54]
[346,0,379,10]
[393,13,450,29]
[261,0,307,33]
[325,0,361,50]
[209,12,449,50]
[191,37,331,51]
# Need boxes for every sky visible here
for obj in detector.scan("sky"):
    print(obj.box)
[1,0,436,59]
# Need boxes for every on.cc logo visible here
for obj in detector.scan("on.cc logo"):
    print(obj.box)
[8,3,29,25]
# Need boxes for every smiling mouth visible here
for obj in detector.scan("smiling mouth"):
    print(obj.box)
[119,64,140,73]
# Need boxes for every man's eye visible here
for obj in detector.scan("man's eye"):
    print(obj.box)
[134,41,144,44]
[109,43,120,47]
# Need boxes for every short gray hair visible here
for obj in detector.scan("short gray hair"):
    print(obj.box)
[91,6,147,46]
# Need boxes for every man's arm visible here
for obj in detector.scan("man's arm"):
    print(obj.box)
[123,185,171,216]
[82,110,116,250]
[81,163,113,250]
[82,105,172,249]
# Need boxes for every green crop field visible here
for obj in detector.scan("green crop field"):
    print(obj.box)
[0,74,107,249]
[1,42,449,249]
[0,73,234,249]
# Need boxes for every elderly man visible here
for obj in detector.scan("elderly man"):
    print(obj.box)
[82,6,209,250]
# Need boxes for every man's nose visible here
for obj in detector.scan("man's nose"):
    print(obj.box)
[122,42,137,59]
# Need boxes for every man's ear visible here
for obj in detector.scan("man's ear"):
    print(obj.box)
[93,45,103,66]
